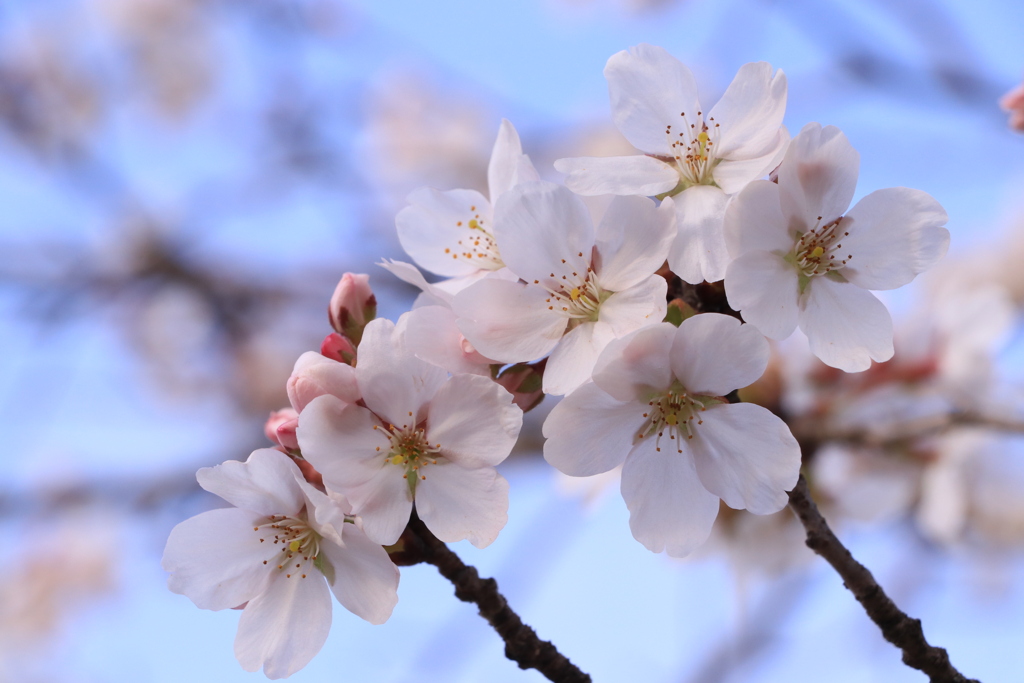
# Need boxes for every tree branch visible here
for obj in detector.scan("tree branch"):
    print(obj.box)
[389,513,592,683]
[787,475,978,683]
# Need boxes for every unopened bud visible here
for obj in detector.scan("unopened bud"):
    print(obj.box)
[264,408,300,451]
[286,351,361,412]
[328,273,376,344]
[321,333,357,365]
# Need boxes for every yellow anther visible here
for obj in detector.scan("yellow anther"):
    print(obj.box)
[468,219,479,229]
[665,413,678,426]
[289,540,301,552]
[697,131,709,143]
[391,455,405,466]
[570,287,580,300]
[810,246,825,259]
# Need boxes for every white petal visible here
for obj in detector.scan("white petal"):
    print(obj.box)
[778,123,859,231]
[453,277,566,363]
[415,464,509,548]
[724,250,800,340]
[287,352,360,411]
[196,449,305,518]
[397,305,491,376]
[427,373,523,468]
[592,323,675,402]
[620,438,720,557]
[605,43,700,156]
[543,321,613,396]
[689,404,801,514]
[596,275,667,337]
[594,195,676,291]
[492,181,594,286]
[554,156,679,197]
[670,313,770,395]
[711,131,787,196]
[378,259,453,308]
[319,526,399,625]
[343,464,414,546]
[707,63,788,160]
[164,508,274,611]
[298,398,391,492]
[396,187,496,277]
[799,276,894,372]
[668,185,730,284]
[234,572,332,679]
[723,179,792,257]
[840,187,950,290]
[488,119,539,199]
[543,381,642,475]
[356,318,447,428]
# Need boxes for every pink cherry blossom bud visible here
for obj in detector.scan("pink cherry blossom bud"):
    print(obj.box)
[275,417,300,451]
[263,408,297,444]
[321,332,357,365]
[328,273,376,344]
[493,359,546,412]
[1000,81,1024,132]
[286,351,360,412]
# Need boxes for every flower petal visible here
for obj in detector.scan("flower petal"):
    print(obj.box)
[287,351,360,411]
[689,403,801,514]
[543,321,614,396]
[396,187,497,277]
[671,313,770,395]
[378,259,453,308]
[343,464,414,546]
[488,119,539,200]
[778,123,859,231]
[840,187,950,290]
[799,276,894,372]
[723,178,791,257]
[597,275,668,337]
[711,131,787,195]
[667,185,730,284]
[427,373,523,468]
[298,398,391,492]
[724,250,800,340]
[605,43,700,156]
[594,195,676,291]
[554,155,680,197]
[620,438,720,557]
[592,322,675,401]
[196,449,305,518]
[397,305,491,376]
[707,62,788,160]
[543,381,642,475]
[319,526,400,625]
[415,464,509,548]
[163,508,275,611]
[234,572,332,679]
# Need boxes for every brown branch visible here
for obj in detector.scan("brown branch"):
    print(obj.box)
[389,513,591,683]
[787,475,978,683]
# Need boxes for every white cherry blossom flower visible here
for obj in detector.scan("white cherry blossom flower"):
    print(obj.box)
[162,449,399,679]
[543,315,801,557]
[453,180,675,395]
[555,44,788,284]
[724,123,950,373]
[297,318,523,547]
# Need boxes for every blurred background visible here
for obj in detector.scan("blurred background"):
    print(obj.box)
[3,0,1024,681]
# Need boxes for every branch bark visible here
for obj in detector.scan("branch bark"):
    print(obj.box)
[389,513,591,683]
[787,475,979,683]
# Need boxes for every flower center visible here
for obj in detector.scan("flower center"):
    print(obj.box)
[375,421,441,495]
[531,260,608,327]
[792,217,851,280]
[445,203,504,270]
[253,514,321,579]
[664,111,721,189]
[636,385,725,453]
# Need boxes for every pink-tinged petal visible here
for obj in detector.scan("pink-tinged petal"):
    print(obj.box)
[671,313,770,395]
[196,450,304,518]
[724,250,800,340]
[595,195,676,291]
[234,572,332,679]
[711,130,787,195]
[592,323,675,402]
[543,381,642,475]
[287,351,360,411]
[597,275,667,337]
[294,479,349,547]
[799,276,894,372]
[344,465,414,545]
[689,403,801,514]
[164,508,275,611]
[453,277,566,363]
[554,156,679,197]
[723,179,791,257]
[415,463,509,548]
[488,119,539,199]
[620,438,720,557]
[605,43,700,156]
[543,321,614,396]
[778,123,859,231]
[492,181,594,286]
[378,259,453,307]
[397,306,491,376]
[356,318,447,428]
[840,187,950,290]
[427,373,522,468]
[668,185,731,284]
[396,187,497,277]
[319,527,399,625]
[298,398,391,492]
[707,63,788,160]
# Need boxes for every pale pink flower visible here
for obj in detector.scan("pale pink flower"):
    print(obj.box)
[298,318,523,547]
[328,273,376,344]
[162,449,399,679]
[724,123,950,372]
[556,44,788,284]
[286,351,360,413]
[264,408,299,451]
[544,315,801,557]
[1000,81,1024,132]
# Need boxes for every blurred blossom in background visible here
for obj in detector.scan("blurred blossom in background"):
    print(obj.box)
[3,0,1024,681]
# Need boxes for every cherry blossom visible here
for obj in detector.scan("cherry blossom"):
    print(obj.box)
[328,272,376,343]
[543,315,801,557]
[162,449,399,679]
[555,44,788,284]
[297,318,523,547]
[454,180,675,395]
[724,123,950,372]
